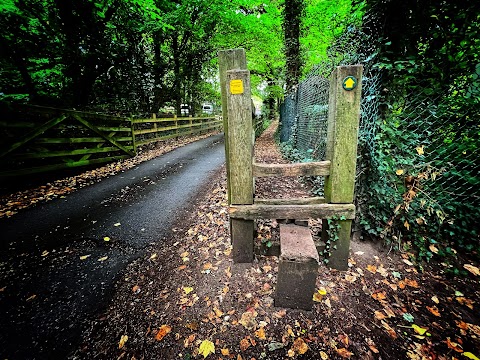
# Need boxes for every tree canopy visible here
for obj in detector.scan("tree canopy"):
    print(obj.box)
[0,0,356,115]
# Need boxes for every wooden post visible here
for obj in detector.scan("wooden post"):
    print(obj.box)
[225,68,255,263]
[323,65,363,270]
[218,49,247,203]
[130,115,137,154]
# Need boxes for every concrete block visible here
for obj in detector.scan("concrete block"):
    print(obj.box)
[275,225,319,310]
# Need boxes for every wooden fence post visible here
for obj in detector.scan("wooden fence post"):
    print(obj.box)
[224,68,255,263]
[218,49,248,203]
[323,65,363,270]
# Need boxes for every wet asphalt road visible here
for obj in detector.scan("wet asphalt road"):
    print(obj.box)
[0,134,225,359]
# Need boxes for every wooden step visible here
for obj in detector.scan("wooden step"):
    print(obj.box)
[275,224,319,310]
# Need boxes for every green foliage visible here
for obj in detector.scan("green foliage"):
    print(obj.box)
[322,215,346,264]
[355,1,480,261]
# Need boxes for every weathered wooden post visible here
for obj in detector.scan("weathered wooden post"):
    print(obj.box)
[323,65,363,270]
[219,49,254,263]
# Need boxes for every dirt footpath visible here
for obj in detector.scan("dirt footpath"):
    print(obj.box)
[72,123,480,360]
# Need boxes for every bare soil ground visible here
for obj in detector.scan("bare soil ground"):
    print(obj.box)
[69,122,479,360]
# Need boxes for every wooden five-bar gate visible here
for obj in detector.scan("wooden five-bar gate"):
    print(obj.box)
[0,105,222,177]
[219,48,362,271]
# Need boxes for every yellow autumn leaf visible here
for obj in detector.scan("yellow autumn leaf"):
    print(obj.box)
[396,169,404,175]
[118,335,128,349]
[97,256,108,262]
[313,291,324,302]
[416,145,424,155]
[411,324,428,335]
[320,351,329,360]
[114,222,121,226]
[103,237,110,242]
[431,295,439,304]
[198,339,215,358]
[404,221,410,230]
[463,352,480,360]
[149,253,157,260]
[429,244,439,254]
[221,348,230,356]
[79,255,91,260]
[255,327,266,340]
[183,287,194,295]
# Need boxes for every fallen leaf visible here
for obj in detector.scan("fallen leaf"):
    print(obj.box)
[292,338,308,355]
[132,285,140,293]
[255,327,266,340]
[375,310,387,320]
[183,287,194,295]
[463,352,480,360]
[429,244,439,254]
[336,348,353,358]
[404,278,419,288]
[26,294,36,302]
[365,338,379,353]
[149,253,157,260]
[416,145,424,155]
[372,291,387,303]
[79,255,91,260]
[396,169,404,175]
[381,320,397,339]
[456,297,474,310]
[320,351,329,359]
[41,250,49,257]
[273,309,286,319]
[426,306,441,317]
[403,259,414,266]
[185,322,199,331]
[445,338,463,353]
[114,222,121,226]
[287,349,295,357]
[221,348,230,356]
[345,274,357,283]
[411,324,428,336]
[203,263,212,270]
[366,264,377,273]
[118,335,128,349]
[313,292,324,303]
[97,256,108,262]
[431,295,439,304]
[103,237,110,242]
[464,264,480,276]
[240,338,251,351]
[268,342,285,351]
[239,310,257,330]
[198,339,215,358]
[155,325,172,341]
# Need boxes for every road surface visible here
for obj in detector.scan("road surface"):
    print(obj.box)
[0,134,225,359]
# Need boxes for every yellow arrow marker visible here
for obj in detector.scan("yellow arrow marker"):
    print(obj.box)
[344,77,355,89]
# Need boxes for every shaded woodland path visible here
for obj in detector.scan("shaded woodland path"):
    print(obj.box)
[0,134,225,359]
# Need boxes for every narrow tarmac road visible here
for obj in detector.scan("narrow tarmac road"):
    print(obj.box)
[0,134,225,359]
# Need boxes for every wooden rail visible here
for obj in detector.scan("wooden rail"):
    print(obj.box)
[253,161,330,177]
[0,105,223,177]
[229,204,356,220]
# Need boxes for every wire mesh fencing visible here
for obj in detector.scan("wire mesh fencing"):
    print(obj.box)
[278,26,479,250]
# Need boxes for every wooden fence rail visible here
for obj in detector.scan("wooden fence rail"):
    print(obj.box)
[0,105,223,177]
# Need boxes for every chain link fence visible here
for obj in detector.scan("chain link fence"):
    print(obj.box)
[279,19,480,250]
